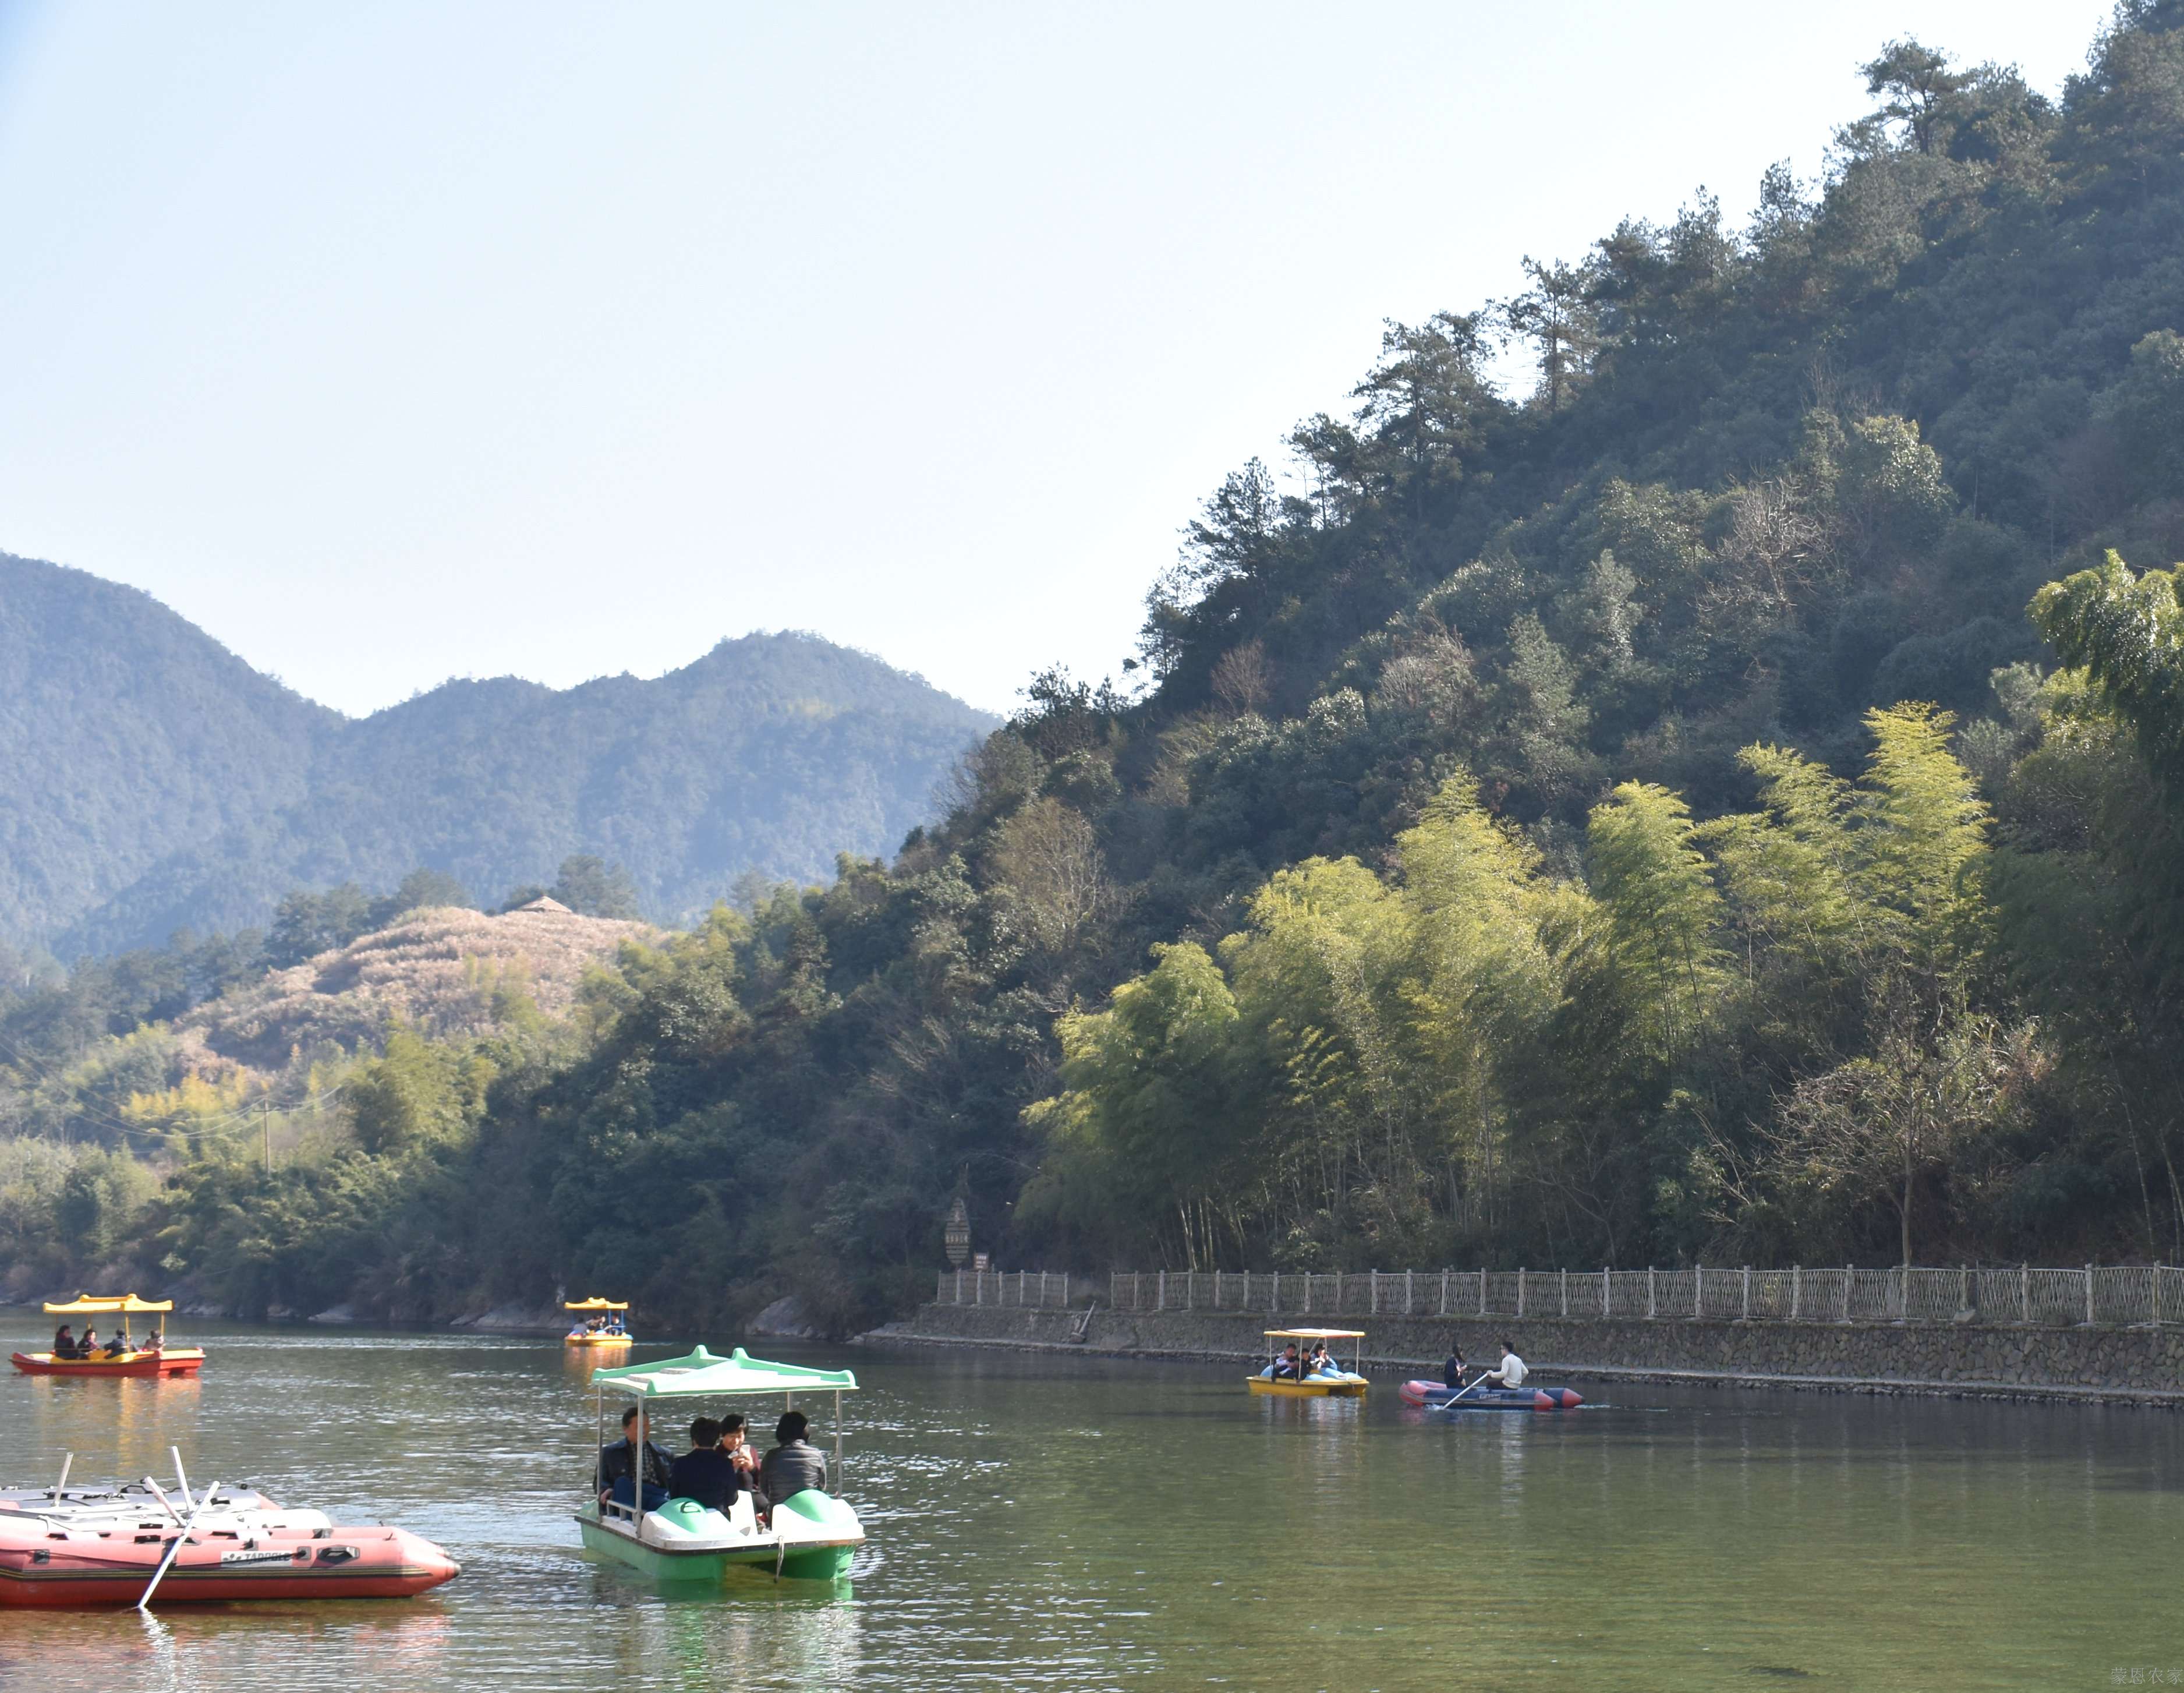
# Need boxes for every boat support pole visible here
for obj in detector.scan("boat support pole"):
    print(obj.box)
[49,1452,70,1505]
[139,1478,217,1612]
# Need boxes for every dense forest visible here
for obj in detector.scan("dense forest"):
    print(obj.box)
[9,6,2184,1333]
[0,559,993,955]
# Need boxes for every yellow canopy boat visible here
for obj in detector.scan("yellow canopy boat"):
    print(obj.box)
[1247,1327,1368,1397]
[564,1298,633,1348]
[12,1295,204,1377]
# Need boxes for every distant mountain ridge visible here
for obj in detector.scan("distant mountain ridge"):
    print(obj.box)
[0,553,995,953]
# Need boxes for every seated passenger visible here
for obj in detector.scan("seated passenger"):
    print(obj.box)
[667,1416,737,1512]
[103,1332,129,1358]
[1442,1344,1467,1390]
[50,1323,76,1359]
[758,1410,829,1504]
[597,1406,674,1512]
[142,1331,164,1356]
[77,1327,98,1359]
[1308,1343,1337,1376]
[718,1414,764,1520]
[1479,1337,1528,1390]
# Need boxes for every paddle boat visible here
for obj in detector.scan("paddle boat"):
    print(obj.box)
[10,1295,203,1377]
[1399,1377,1584,1411]
[564,1296,634,1347]
[575,1345,866,1584]
[0,1449,459,1607]
[1248,1327,1370,1397]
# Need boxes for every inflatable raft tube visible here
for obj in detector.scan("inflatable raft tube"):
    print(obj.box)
[1399,1379,1583,1411]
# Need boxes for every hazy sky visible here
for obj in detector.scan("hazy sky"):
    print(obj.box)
[0,2,2117,719]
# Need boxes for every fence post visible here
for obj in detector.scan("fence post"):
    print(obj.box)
[1518,1269,1527,1319]
[1440,1269,1450,1316]
[1791,1265,1800,1321]
[1302,1274,1311,1316]
[2158,1264,2166,1328]
[1742,1266,1751,1322]
[1407,1270,1414,1314]
[1647,1267,1656,1319]
[1478,1269,1487,1317]
[1695,1266,1702,1320]
[1559,1268,1567,1317]
[1602,1266,1610,1319]
[2086,1264,2095,1327]
[1371,1270,1379,1314]
[1843,1265,1853,1324]
[2019,1264,2029,1324]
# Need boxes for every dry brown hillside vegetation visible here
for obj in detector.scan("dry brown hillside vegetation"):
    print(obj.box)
[184,903,657,1069]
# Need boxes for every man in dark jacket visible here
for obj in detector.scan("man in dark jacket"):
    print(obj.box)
[667,1417,738,1512]
[758,1410,829,1503]
[597,1406,674,1511]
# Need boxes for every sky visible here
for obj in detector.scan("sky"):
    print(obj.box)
[0,1,2120,719]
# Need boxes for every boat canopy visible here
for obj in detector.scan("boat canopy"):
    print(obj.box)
[563,1298,629,1312]
[590,1345,858,1401]
[43,1294,173,1315]
[1263,1328,1367,1341]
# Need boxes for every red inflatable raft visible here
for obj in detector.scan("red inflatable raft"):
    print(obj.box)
[1399,1379,1583,1411]
[0,1517,460,1606]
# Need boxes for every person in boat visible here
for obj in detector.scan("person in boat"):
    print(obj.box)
[1307,1342,1337,1376]
[50,1323,76,1359]
[758,1409,828,1504]
[102,1331,130,1359]
[597,1406,674,1511]
[717,1413,765,1519]
[1267,1342,1302,1380]
[1478,1338,1528,1390]
[77,1327,98,1359]
[667,1416,738,1512]
[141,1330,164,1358]
[1443,1344,1467,1390]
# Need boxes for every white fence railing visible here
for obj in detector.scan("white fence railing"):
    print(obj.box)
[933,1264,2184,1328]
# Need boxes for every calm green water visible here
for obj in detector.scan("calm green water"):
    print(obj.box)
[2,1314,2181,1691]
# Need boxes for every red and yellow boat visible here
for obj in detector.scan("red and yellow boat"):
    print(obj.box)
[10,1295,203,1378]
[563,1296,633,1348]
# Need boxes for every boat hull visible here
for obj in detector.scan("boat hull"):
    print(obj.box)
[1399,1379,1583,1410]
[1247,1376,1367,1398]
[576,1495,860,1584]
[564,1334,633,1348]
[0,1524,459,1607]
[9,1350,204,1378]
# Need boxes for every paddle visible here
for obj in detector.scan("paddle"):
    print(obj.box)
[1434,1373,1493,1411]
[139,1476,219,1612]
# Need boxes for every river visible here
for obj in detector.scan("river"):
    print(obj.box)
[3,1315,2181,1690]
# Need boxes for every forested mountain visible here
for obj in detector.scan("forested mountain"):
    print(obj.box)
[11,6,2184,1333]
[0,553,994,954]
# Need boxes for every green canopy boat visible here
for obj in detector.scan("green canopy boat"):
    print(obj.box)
[574,1345,866,1585]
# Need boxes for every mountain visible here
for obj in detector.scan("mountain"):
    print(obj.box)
[0,554,994,953]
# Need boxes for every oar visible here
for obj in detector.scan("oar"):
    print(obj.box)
[49,1451,71,1505]
[1435,1374,1491,1411]
[139,1478,218,1612]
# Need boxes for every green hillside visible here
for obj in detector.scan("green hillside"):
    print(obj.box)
[0,556,994,954]
[10,8,2184,1329]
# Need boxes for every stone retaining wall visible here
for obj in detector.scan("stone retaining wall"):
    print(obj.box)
[869,1300,2184,1406]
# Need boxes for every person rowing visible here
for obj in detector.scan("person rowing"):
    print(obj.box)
[1477,1338,1527,1391]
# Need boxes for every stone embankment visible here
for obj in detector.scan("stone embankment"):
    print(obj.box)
[869,1300,2184,1406]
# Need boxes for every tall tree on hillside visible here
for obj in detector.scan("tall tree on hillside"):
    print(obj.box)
[1501,256,1600,413]
[2030,552,2184,789]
